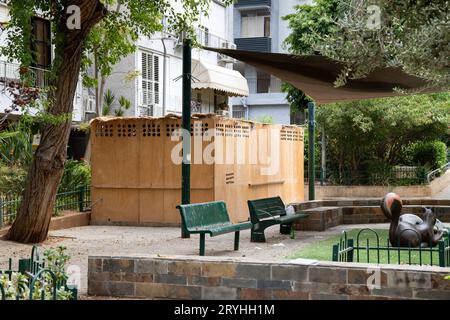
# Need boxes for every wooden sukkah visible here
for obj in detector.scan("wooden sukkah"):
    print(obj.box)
[90,114,304,226]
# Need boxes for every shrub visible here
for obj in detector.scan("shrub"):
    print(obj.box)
[0,246,74,300]
[58,160,91,193]
[0,164,27,196]
[405,140,448,170]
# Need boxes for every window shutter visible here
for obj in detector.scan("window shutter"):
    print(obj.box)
[141,51,161,110]
[154,55,160,105]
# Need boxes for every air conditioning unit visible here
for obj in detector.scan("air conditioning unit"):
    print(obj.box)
[84,96,95,113]
[218,42,237,63]
[84,112,97,122]
[216,110,230,117]
[222,42,237,50]
[174,35,184,48]
[140,105,154,117]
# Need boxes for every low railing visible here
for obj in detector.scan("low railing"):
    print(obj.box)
[232,110,246,119]
[0,60,50,91]
[427,162,450,183]
[305,167,429,186]
[0,186,90,228]
[0,245,77,300]
[332,228,450,267]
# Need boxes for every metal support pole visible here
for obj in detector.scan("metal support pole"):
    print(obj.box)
[181,38,192,238]
[320,127,326,186]
[308,102,315,200]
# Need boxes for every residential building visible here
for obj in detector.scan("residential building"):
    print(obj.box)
[105,0,248,118]
[0,1,249,126]
[231,0,310,124]
[0,1,86,124]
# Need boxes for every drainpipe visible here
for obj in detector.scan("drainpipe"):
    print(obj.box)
[161,37,168,116]
[240,97,249,120]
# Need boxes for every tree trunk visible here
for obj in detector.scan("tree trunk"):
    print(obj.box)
[98,75,107,115]
[6,1,106,243]
[94,49,100,116]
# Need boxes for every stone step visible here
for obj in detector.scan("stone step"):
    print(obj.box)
[293,204,450,231]
[293,199,450,211]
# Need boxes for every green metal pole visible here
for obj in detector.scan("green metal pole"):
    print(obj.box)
[181,38,192,238]
[78,187,84,212]
[308,102,315,200]
[320,127,326,186]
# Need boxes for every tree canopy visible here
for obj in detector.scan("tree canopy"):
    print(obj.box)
[284,0,449,89]
[1,0,232,243]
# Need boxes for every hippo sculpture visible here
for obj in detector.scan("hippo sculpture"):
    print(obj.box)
[380,192,444,247]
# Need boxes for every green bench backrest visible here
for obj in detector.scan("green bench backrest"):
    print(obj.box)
[247,197,286,223]
[177,201,231,230]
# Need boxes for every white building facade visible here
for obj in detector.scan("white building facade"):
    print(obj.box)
[231,0,310,124]
[105,0,248,118]
[0,1,250,124]
[0,1,87,123]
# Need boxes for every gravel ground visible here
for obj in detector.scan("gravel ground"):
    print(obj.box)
[0,223,391,295]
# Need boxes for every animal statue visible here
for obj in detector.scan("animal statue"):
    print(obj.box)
[380,192,444,247]
[400,214,448,235]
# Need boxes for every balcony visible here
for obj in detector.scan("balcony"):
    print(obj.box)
[234,37,272,53]
[235,0,271,10]
[0,60,50,90]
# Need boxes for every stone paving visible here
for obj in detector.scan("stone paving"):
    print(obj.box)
[435,184,450,199]
[0,223,392,295]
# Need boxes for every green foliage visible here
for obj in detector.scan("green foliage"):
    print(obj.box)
[281,83,311,113]
[255,115,274,124]
[43,246,71,285]
[288,229,444,265]
[283,0,339,55]
[0,122,33,167]
[317,0,450,88]
[58,160,91,193]
[2,0,234,117]
[115,96,131,117]
[405,141,448,170]
[0,164,27,196]
[316,93,450,178]
[102,89,116,116]
[283,0,449,99]
[282,0,338,109]
[0,246,73,300]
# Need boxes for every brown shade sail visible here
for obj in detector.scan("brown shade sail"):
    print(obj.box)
[204,47,445,105]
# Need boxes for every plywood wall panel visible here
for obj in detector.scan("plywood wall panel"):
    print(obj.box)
[90,116,304,226]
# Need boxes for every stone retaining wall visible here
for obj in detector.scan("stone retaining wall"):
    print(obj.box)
[304,171,450,199]
[88,255,450,300]
[0,211,90,237]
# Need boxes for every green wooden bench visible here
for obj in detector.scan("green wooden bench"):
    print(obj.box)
[247,196,309,242]
[176,201,252,256]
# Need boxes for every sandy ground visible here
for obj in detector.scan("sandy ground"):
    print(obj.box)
[0,223,392,295]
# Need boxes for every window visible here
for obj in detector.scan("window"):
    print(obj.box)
[32,17,51,68]
[256,71,270,93]
[141,51,161,107]
[241,14,270,38]
[204,28,209,46]
[264,16,270,37]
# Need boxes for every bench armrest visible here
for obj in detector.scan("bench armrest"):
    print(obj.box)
[255,208,279,219]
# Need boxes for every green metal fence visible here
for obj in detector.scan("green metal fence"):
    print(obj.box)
[332,228,450,267]
[0,186,90,227]
[305,167,428,186]
[0,245,77,300]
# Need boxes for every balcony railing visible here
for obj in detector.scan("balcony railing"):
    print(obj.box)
[0,61,50,91]
[234,37,272,53]
[235,0,271,9]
